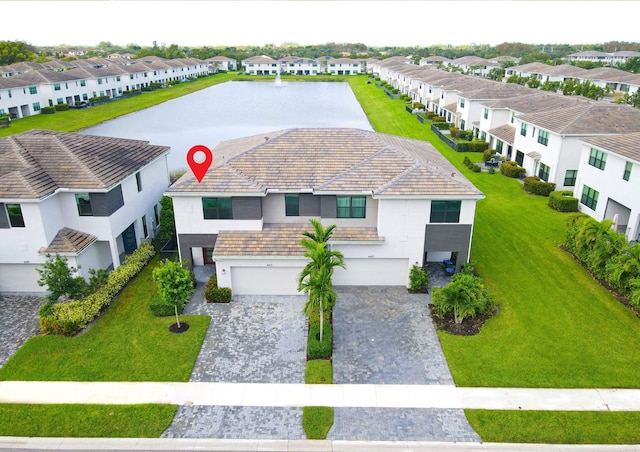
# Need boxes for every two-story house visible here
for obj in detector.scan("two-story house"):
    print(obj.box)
[167,128,484,295]
[0,130,170,292]
[575,132,640,242]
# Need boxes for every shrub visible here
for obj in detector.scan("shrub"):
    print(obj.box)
[482,149,494,162]
[500,161,526,178]
[39,243,155,336]
[54,103,69,111]
[524,176,556,196]
[467,140,489,153]
[433,115,446,123]
[413,102,425,110]
[409,265,429,292]
[549,190,579,212]
[432,273,495,324]
[307,311,332,359]
[432,121,453,130]
[204,274,232,303]
[40,106,56,114]
[470,163,481,172]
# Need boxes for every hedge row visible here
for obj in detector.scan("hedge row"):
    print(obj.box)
[463,156,481,173]
[39,242,156,336]
[204,274,232,303]
[548,190,579,212]
[523,176,556,197]
[456,140,489,153]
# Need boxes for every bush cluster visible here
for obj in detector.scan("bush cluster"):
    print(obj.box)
[40,106,56,114]
[564,216,640,307]
[500,160,526,178]
[39,243,156,336]
[432,270,495,324]
[463,156,481,172]
[548,190,579,212]
[204,274,232,303]
[412,102,425,110]
[54,103,69,111]
[432,121,453,130]
[409,265,429,292]
[523,176,556,196]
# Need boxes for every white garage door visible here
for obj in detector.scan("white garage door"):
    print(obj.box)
[333,258,409,286]
[0,264,43,292]
[230,266,303,295]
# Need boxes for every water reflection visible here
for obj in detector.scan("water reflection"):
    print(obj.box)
[82,81,372,171]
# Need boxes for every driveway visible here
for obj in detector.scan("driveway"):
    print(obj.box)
[162,266,307,439]
[0,294,41,368]
[328,286,481,442]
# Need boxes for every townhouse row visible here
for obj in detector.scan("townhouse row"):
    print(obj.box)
[368,57,640,243]
[240,55,363,76]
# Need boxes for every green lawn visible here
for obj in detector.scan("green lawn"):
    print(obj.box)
[0,255,210,381]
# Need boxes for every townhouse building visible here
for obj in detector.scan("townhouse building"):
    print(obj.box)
[574,133,640,242]
[167,128,483,295]
[205,56,238,72]
[326,58,363,75]
[0,130,170,292]
[241,55,279,75]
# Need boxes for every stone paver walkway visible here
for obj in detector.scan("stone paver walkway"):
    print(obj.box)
[0,294,41,367]
[162,266,307,439]
[329,286,480,442]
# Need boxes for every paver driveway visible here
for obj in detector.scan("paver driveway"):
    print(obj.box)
[328,286,481,442]
[0,294,41,368]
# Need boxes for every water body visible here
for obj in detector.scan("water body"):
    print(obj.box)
[83,81,373,172]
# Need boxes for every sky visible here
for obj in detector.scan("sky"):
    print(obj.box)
[2,1,640,49]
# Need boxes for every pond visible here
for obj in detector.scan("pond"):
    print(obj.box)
[83,81,373,172]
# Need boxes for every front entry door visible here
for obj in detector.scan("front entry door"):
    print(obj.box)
[122,223,137,254]
[203,247,215,265]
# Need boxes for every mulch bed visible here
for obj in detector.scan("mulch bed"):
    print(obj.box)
[169,322,190,333]
[429,305,498,336]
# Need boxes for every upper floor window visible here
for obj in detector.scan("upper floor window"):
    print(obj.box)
[580,185,599,211]
[285,194,299,216]
[623,162,632,181]
[97,78,103,85]
[588,148,607,170]
[337,196,366,219]
[202,197,232,219]
[6,204,25,227]
[80,80,86,87]
[430,200,461,223]
[54,83,61,91]
[483,108,489,119]
[29,86,37,95]
[520,123,527,137]
[135,172,142,192]
[459,98,465,108]
[538,130,549,146]
[75,193,93,216]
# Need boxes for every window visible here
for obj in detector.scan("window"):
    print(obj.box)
[142,215,148,238]
[153,204,159,225]
[581,185,599,211]
[80,80,86,87]
[564,170,577,186]
[460,120,466,130]
[520,123,527,137]
[483,108,489,119]
[538,130,549,146]
[97,78,103,85]
[510,112,515,123]
[516,150,524,166]
[285,194,299,216]
[32,102,41,112]
[75,194,93,216]
[496,140,503,153]
[538,163,550,182]
[54,83,61,91]
[337,196,366,218]
[480,131,486,141]
[6,204,25,227]
[459,98,465,108]
[135,172,142,192]
[430,200,461,223]
[623,162,632,181]
[588,148,607,170]
[202,197,232,219]
[29,86,37,94]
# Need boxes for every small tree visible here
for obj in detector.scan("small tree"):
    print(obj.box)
[152,259,194,328]
[409,264,428,292]
[36,253,87,303]
[432,273,494,324]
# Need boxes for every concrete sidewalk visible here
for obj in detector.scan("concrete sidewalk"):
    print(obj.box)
[1,381,640,411]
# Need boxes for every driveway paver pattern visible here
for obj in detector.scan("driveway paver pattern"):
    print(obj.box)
[0,294,41,367]
[328,286,480,442]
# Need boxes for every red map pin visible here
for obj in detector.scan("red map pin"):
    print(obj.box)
[187,145,213,183]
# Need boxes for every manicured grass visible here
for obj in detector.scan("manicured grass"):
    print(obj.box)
[306,359,332,384]
[348,75,640,389]
[0,404,176,438]
[302,406,334,440]
[0,255,210,381]
[465,410,640,444]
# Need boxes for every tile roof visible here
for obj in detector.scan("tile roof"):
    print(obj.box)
[39,227,97,254]
[517,103,640,135]
[480,92,595,114]
[0,130,169,199]
[581,132,640,163]
[487,125,516,144]
[212,223,383,257]
[168,128,482,198]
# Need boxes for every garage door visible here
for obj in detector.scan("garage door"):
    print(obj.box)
[230,266,303,295]
[333,258,409,286]
[0,264,43,292]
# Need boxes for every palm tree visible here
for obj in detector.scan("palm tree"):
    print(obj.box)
[605,242,640,295]
[298,219,345,342]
